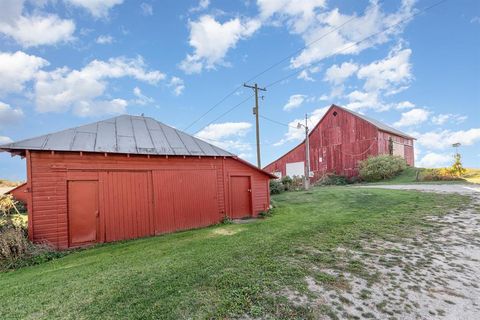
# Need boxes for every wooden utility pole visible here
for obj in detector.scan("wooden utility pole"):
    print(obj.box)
[304,114,310,190]
[244,83,266,168]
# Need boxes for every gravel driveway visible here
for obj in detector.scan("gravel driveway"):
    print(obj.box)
[335,183,480,319]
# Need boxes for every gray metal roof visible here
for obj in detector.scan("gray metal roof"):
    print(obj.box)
[0,115,235,157]
[334,105,415,139]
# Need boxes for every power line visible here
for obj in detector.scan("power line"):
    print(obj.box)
[265,0,449,89]
[183,2,379,133]
[259,114,297,129]
[193,93,254,135]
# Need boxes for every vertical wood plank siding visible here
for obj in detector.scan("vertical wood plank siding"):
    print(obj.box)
[28,152,270,249]
[264,106,414,180]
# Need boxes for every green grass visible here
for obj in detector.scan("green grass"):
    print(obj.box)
[0,187,469,319]
[366,167,480,185]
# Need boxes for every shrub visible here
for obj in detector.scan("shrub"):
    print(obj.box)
[358,155,407,182]
[450,153,467,177]
[316,174,349,186]
[269,179,285,195]
[419,168,462,181]
[0,195,20,216]
[280,176,293,191]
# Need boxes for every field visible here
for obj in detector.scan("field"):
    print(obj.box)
[0,187,476,319]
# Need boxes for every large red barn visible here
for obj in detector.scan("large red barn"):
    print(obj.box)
[0,115,275,249]
[264,104,415,181]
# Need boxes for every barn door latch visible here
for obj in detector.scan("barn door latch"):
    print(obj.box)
[247,189,252,193]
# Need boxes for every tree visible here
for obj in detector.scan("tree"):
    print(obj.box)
[450,153,466,177]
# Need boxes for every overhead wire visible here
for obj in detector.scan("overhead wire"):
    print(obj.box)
[183,1,381,133]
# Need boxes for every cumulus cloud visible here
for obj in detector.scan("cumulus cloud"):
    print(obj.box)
[416,152,452,168]
[431,113,467,125]
[96,35,114,44]
[324,62,358,85]
[180,15,260,73]
[0,136,13,144]
[65,0,124,18]
[132,87,154,105]
[275,106,329,146]
[344,44,413,111]
[0,101,24,128]
[140,3,153,16]
[393,108,430,127]
[286,0,416,69]
[34,56,165,116]
[283,94,307,111]
[0,0,75,47]
[415,129,480,150]
[195,122,252,153]
[189,0,210,13]
[0,51,49,96]
[168,77,185,96]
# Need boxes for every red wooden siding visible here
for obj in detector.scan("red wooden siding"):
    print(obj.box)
[27,151,271,249]
[264,105,415,180]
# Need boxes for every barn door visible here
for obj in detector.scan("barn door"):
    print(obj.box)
[68,180,99,246]
[229,176,252,219]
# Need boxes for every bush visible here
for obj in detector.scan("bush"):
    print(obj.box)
[0,218,65,272]
[269,179,285,195]
[358,155,407,182]
[316,174,349,186]
[280,176,293,191]
[419,168,462,181]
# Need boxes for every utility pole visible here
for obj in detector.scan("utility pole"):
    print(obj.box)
[304,114,310,190]
[244,83,266,168]
[297,114,310,190]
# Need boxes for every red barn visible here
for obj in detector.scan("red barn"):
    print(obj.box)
[0,115,275,249]
[264,104,415,181]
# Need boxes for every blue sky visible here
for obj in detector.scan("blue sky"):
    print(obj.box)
[0,0,479,180]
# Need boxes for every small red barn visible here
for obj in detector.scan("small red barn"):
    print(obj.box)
[264,104,415,181]
[0,115,275,249]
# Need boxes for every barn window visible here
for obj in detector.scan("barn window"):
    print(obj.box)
[333,111,338,117]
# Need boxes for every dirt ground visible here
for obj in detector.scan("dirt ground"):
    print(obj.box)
[289,184,480,319]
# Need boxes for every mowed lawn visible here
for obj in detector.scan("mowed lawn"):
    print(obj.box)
[0,187,468,319]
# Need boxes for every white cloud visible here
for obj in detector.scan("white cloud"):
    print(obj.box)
[432,113,467,125]
[324,61,358,85]
[0,51,49,96]
[343,44,414,112]
[357,45,412,93]
[189,0,210,13]
[0,101,24,127]
[415,129,480,150]
[65,0,124,18]
[257,0,327,33]
[195,122,252,153]
[96,35,114,44]
[168,77,185,96]
[297,65,321,81]
[180,15,260,73]
[393,108,430,127]
[0,136,13,144]
[132,87,153,105]
[416,152,452,168]
[287,0,416,68]
[34,56,165,116]
[471,16,480,24]
[283,94,307,111]
[140,3,153,16]
[275,106,329,146]
[0,0,75,47]
[394,101,415,109]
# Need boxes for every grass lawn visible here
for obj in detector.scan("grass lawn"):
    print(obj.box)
[0,187,469,319]
[367,167,480,185]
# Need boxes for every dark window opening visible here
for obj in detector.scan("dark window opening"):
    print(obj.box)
[333,111,338,117]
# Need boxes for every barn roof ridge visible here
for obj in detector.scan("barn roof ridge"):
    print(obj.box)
[0,114,236,157]
[330,105,415,140]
